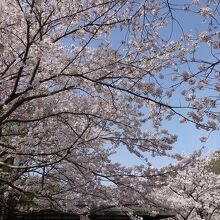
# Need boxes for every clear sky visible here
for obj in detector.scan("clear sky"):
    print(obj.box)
[110,120,220,168]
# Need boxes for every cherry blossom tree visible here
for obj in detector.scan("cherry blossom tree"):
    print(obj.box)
[0,0,220,216]
[153,156,220,220]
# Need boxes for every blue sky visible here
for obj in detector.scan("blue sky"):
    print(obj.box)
[110,120,220,168]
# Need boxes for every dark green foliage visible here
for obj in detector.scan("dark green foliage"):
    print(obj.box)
[209,151,220,174]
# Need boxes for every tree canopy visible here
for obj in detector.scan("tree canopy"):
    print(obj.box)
[154,156,220,220]
[0,0,220,216]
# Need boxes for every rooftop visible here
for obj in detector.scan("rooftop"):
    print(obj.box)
[15,206,175,220]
